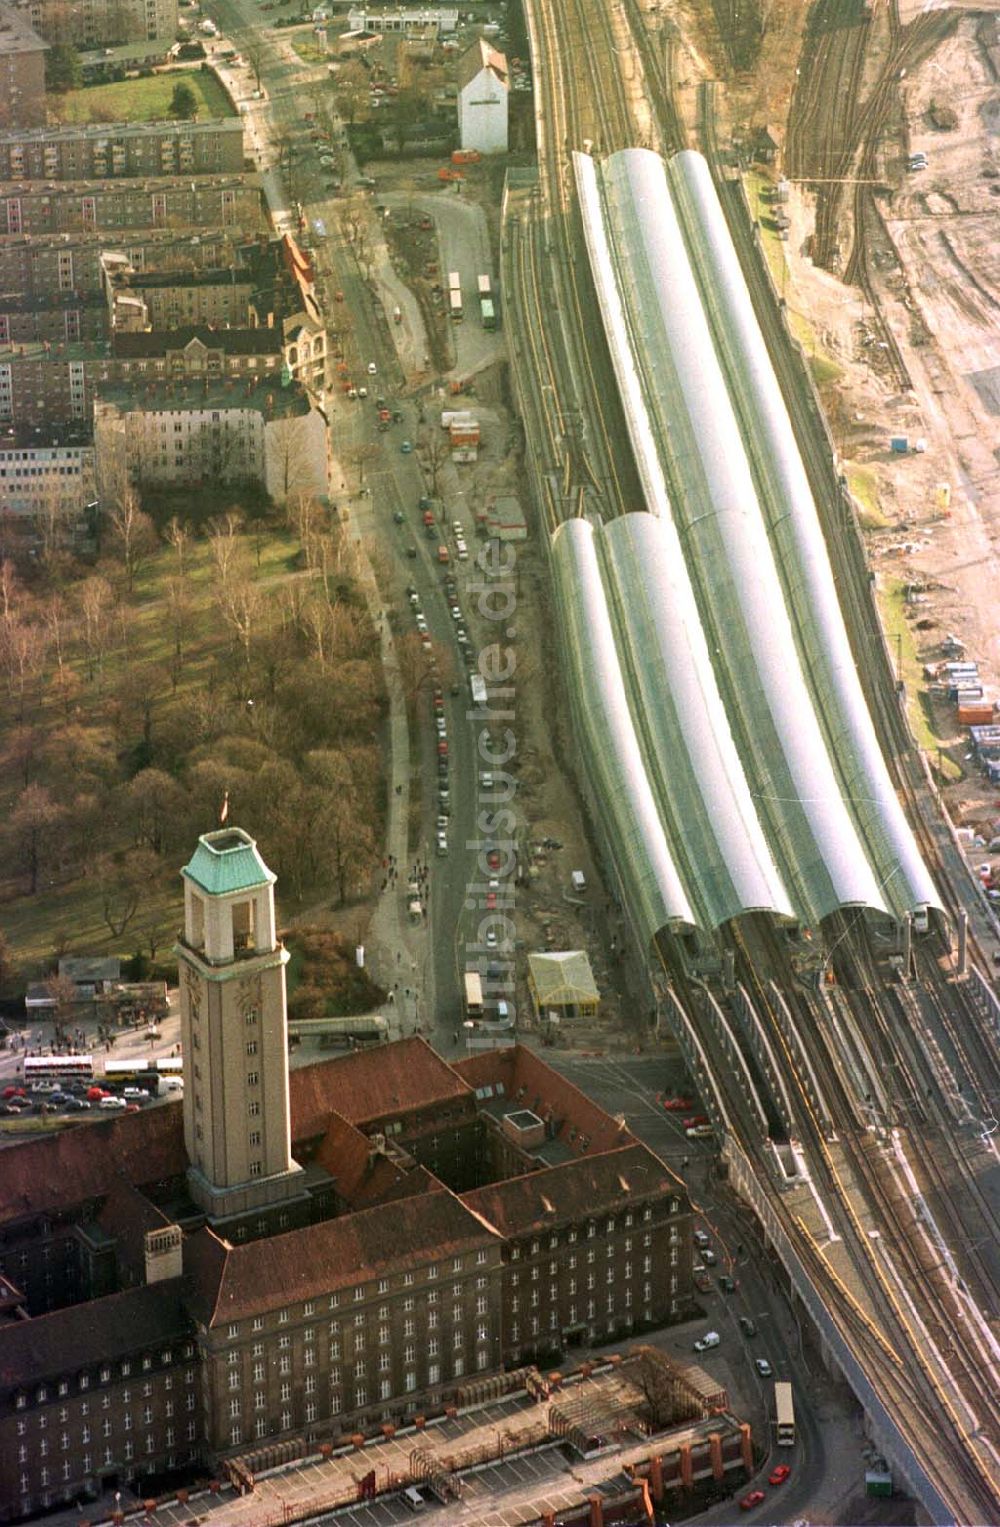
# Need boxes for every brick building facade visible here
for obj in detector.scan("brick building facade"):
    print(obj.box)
[0,832,692,1523]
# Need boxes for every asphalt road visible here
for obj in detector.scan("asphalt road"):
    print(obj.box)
[203,0,493,1043]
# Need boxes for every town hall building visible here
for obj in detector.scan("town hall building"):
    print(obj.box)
[0,829,692,1522]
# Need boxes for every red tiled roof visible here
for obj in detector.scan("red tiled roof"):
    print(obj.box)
[313,1113,435,1210]
[290,1035,473,1133]
[185,1189,499,1325]
[0,1104,187,1228]
[0,1280,192,1391]
[462,1142,681,1238]
[454,1046,632,1157]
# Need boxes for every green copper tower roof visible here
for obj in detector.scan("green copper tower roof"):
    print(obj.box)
[182,828,275,896]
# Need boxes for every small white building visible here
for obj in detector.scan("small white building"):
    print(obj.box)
[457,38,508,155]
[346,6,458,33]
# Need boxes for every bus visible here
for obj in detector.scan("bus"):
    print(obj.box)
[480,297,496,330]
[448,289,463,321]
[447,270,461,293]
[470,673,487,706]
[464,971,483,1021]
[775,1381,795,1447]
[477,273,492,297]
[20,1055,94,1085]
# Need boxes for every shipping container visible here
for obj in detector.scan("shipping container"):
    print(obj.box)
[950,684,983,702]
[890,436,909,453]
[477,273,492,297]
[448,288,463,321]
[959,704,996,726]
[480,296,496,329]
[447,270,461,292]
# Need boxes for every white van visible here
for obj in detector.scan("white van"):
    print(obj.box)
[693,1331,720,1353]
[571,870,587,893]
[400,1486,425,1512]
[100,1095,127,1111]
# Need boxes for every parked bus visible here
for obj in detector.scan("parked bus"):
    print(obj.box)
[448,289,463,321]
[464,971,483,1021]
[480,297,496,330]
[447,270,461,293]
[470,673,487,706]
[20,1055,94,1085]
[775,1381,795,1446]
[477,273,491,297]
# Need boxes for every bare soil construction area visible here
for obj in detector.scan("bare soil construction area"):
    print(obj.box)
[730,2,1000,856]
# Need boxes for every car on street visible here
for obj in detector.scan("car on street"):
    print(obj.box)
[702,1248,717,1265]
[693,1270,712,1293]
[754,1358,773,1378]
[739,1316,757,1338]
[769,1465,791,1486]
[436,833,448,855]
[401,440,413,453]
[740,1491,765,1511]
[393,509,405,524]
[485,930,497,949]
[665,1097,694,1112]
[367,361,377,374]
[683,1115,709,1128]
[719,1274,738,1293]
[686,1124,714,1139]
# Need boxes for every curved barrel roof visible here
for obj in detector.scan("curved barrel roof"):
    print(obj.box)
[551,517,696,941]
[574,147,895,925]
[602,512,795,928]
[667,149,941,921]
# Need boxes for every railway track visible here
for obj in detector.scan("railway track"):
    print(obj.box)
[735,918,1000,1517]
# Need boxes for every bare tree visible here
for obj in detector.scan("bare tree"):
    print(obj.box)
[164,516,190,579]
[107,486,158,593]
[629,1347,699,1431]
[77,575,114,683]
[95,850,156,938]
[8,783,63,895]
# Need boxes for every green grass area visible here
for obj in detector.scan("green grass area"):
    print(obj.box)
[879,576,963,781]
[744,172,844,388]
[49,70,236,124]
[845,464,890,530]
[292,38,330,64]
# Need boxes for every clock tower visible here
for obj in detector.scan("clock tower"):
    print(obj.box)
[176,827,304,1224]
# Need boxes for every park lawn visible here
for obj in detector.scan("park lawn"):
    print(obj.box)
[49,70,236,124]
[292,38,329,64]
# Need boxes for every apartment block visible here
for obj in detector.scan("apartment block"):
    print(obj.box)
[0,119,245,182]
[0,176,264,237]
[93,376,329,503]
[0,428,95,518]
[0,230,246,301]
[0,5,47,129]
[0,293,108,344]
[14,0,178,46]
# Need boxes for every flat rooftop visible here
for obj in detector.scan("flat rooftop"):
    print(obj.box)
[4,118,243,144]
[95,375,313,418]
[0,173,260,195]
